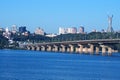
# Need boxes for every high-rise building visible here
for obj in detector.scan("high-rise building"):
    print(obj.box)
[59,27,66,34]
[35,27,44,35]
[66,28,71,33]
[11,25,17,33]
[66,27,77,34]
[19,26,27,33]
[107,15,114,32]
[79,26,84,33]
[59,27,77,34]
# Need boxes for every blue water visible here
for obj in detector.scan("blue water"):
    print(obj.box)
[0,50,120,80]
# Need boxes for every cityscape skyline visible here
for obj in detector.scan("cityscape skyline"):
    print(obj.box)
[0,0,120,33]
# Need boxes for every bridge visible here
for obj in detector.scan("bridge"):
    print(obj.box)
[22,39,120,56]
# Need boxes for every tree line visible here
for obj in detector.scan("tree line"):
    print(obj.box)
[0,32,120,51]
[12,32,120,42]
[0,31,9,49]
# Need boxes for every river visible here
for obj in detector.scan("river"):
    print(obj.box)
[0,50,120,80]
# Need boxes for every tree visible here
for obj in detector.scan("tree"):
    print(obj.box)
[0,35,9,48]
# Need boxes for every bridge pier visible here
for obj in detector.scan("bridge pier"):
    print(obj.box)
[61,45,66,52]
[75,47,79,53]
[89,44,94,54]
[84,47,88,54]
[108,47,112,56]
[31,46,35,50]
[47,45,52,51]
[69,44,74,52]
[41,46,46,51]
[67,47,70,52]
[101,45,106,56]
[95,47,99,55]
[36,46,40,51]
[53,45,58,52]
[26,46,31,50]
[78,44,83,53]
[101,45,114,56]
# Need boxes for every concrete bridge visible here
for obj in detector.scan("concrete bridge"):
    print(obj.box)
[22,39,120,56]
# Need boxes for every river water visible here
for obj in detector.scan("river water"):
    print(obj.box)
[0,50,120,80]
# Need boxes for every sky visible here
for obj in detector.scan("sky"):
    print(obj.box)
[0,0,120,33]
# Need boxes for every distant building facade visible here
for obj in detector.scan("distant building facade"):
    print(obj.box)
[35,27,44,35]
[66,27,77,34]
[11,25,18,34]
[59,27,77,34]
[59,27,66,34]
[19,26,27,33]
[78,26,84,34]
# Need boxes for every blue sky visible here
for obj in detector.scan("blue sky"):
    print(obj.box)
[0,0,120,33]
